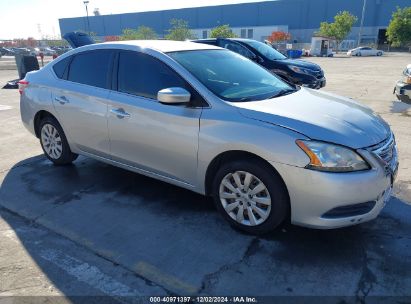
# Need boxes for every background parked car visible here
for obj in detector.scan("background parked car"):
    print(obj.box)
[28,47,41,56]
[53,46,72,55]
[347,47,384,56]
[0,47,16,56]
[39,47,57,56]
[12,48,31,55]
[193,38,326,89]
[0,47,7,56]
[394,64,411,104]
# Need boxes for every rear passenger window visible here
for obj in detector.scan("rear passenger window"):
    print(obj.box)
[68,50,113,88]
[118,51,186,99]
[53,56,71,79]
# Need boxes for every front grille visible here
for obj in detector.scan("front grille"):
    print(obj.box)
[322,201,376,219]
[371,132,398,170]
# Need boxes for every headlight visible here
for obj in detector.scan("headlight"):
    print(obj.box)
[289,65,315,75]
[289,66,304,74]
[296,140,370,172]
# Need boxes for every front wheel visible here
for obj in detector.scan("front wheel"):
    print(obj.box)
[377,52,382,56]
[39,117,78,165]
[212,160,289,235]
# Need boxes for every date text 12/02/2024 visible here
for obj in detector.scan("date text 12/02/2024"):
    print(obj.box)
[149,297,257,303]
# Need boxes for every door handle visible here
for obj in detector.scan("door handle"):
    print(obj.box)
[55,96,69,105]
[110,108,131,119]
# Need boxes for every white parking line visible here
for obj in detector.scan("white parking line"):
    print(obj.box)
[0,105,13,111]
[40,249,139,296]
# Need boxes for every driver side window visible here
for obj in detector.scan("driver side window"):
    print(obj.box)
[117,51,207,106]
[118,51,186,99]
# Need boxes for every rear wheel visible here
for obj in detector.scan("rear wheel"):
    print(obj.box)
[39,116,78,165]
[212,159,289,235]
[377,52,382,56]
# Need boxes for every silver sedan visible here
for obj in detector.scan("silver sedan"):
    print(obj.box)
[347,47,384,56]
[20,40,398,234]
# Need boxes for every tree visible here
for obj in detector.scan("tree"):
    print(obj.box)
[13,38,37,47]
[47,40,69,47]
[26,37,37,48]
[120,26,157,40]
[268,31,291,44]
[210,25,237,38]
[318,11,358,52]
[165,19,196,41]
[386,7,411,48]
[104,35,120,42]
[88,32,102,43]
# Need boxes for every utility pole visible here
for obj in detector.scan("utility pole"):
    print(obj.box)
[83,1,91,35]
[357,0,366,47]
[37,24,42,39]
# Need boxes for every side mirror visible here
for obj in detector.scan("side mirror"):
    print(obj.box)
[157,87,191,105]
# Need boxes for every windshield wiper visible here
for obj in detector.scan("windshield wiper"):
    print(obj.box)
[230,88,297,102]
[268,88,297,99]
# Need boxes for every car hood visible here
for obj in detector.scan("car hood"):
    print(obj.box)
[233,88,390,149]
[279,58,321,71]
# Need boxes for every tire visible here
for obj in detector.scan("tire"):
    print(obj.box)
[38,116,78,165]
[377,52,382,56]
[211,159,289,235]
[397,94,411,105]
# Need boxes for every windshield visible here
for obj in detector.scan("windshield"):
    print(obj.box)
[168,50,294,102]
[240,40,287,61]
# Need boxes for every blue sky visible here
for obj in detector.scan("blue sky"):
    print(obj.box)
[0,0,268,39]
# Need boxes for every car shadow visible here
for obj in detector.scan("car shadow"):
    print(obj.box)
[390,100,411,116]
[1,155,411,298]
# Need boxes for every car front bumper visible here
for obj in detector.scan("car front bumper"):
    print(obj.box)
[271,144,398,229]
[292,73,326,89]
[394,81,411,104]
[303,77,326,89]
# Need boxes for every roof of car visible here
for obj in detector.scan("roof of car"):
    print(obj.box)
[55,40,223,63]
[102,40,221,52]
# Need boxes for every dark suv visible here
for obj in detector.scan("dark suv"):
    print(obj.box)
[193,38,326,89]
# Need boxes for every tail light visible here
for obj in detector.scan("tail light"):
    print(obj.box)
[18,80,29,95]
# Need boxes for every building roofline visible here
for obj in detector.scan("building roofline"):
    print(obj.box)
[59,0,280,21]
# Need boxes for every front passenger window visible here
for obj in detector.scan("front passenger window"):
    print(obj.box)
[118,51,186,100]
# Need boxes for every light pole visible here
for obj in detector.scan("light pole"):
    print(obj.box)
[357,0,367,47]
[83,1,90,35]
